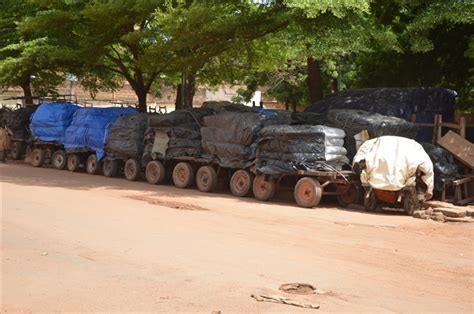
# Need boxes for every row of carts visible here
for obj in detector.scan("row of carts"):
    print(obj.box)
[10,102,361,208]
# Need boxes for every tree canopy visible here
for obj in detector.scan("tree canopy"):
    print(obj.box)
[0,0,472,111]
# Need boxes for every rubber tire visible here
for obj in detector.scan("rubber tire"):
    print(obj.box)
[294,177,322,208]
[230,170,254,197]
[10,142,25,160]
[51,150,67,170]
[336,184,360,207]
[172,162,194,188]
[67,154,80,172]
[364,189,378,212]
[30,148,44,167]
[253,175,276,202]
[103,157,118,177]
[86,154,101,175]
[196,166,218,193]
[124,158,140,181]
[145,160,166,184]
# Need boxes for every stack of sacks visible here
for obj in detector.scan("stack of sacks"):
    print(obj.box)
[326,109,418,160]
[105,113,148,160]
[255,125,348,175]
[146,108,214,159]
[201,111,290,169]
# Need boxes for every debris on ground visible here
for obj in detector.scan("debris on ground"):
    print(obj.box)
[279,283,316,295]
[250,294,320,309]
[412,201,474,222]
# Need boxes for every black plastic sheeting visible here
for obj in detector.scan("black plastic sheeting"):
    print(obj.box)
[326,109,418,161]
[290,112,326,125]
[421,143,462,192]
[201,111,291,169]
[305,88,456,119]
[305,88,457,143]
[148,108,214,128]
[1,107,36,139]
[105,113,148,160]
[255,125,348,175]
[145,108,215,161]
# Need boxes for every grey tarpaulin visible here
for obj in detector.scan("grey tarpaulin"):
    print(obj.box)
[326,109,418,161]
[421,143,462,192]
[201,111,291,169]
[105,113,148,159]
[256,125,348,175]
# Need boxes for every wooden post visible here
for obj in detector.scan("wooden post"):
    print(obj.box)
[432,114,440,144]
[460,116,466,138]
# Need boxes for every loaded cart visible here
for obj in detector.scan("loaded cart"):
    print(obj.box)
[142,108,216,188]
[1,107,36,160]
[143,108,289,195]
[28,102,79,169]
[64,107,136,173]
[252,124,361,208]
[353,136,434,215]
[103,112,149,180]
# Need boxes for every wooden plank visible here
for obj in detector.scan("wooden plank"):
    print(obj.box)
[441,122,461,129]
[438,130,474,169]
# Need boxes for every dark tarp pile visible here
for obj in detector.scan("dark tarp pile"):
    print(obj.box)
[146,108,214,160]
[304,88,456,142]
[30,103,79,143]
[255,125,348,175]
[201,111,290,168]
[326,109,418,160]
[421,143,462,192]
[3,107,37,139]
[290,112,326,125]
[64,107,137,159]
[105,113,148,159]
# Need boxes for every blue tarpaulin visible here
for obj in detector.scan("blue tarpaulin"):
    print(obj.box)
[30,102,80,143]
[64,107,137,160]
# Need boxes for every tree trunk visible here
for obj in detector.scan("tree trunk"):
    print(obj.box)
[135,88,148,112]
[20,79,33,106]
[175,73,196,110]
[331,78,339,93]
[306,57,323,104]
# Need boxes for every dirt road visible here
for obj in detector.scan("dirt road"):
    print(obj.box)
[1,162,473,312]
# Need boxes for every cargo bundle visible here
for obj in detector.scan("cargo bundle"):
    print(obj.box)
[201,111,289,169]
[255,125,348,175]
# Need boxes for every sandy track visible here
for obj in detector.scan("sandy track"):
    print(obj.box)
[1,162,473,312]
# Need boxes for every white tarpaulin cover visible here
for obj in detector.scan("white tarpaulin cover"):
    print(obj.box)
[353,136,434,199]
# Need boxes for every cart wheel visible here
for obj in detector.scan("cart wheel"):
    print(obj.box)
[30,148,44,167]
[145,160,166,184]
[52,150,67,170]
[172,162,194,188]
[196,165,217,193]
[363,189,378,212]
[10,142,26,160]
[294,177,322,208]
[253,175,276,201]
[336,184,360,207]
[86,154,101,175]
[230,169,254,197]
[103,157,118,177]
[124,158,140,181]
[403,188,418,216]
[67,154,80,172]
